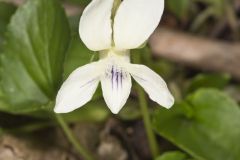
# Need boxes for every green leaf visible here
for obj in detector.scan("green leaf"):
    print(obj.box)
[118,99,141,120]
[62,100,110,122]
[152,60,175,80]
[68,15,81,34]
[155,151,188,160]
[64,0,91,5]
[0,2,16,47]
[0,2,16,34]
[63,35,94,79]
[187,73,230,93]
[166,0,190,20]
[153,89,240,160]
[0,0,70,114]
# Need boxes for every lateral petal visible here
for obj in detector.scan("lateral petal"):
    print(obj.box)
[54,62,102,113]
[128,64,174,109]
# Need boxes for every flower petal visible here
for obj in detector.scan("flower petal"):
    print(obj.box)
[128,64,174,109]
[113,0,164,50]
[101,64,132,114]
[79,0,114,51]
[54,62,102,113]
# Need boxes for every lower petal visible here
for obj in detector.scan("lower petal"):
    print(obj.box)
[128,64,174,109]
[54,62,102,113]
[101,64,132,114]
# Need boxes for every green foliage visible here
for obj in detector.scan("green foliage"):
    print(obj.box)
[166,0,190,20]
[190,0,230,31]
[63,35,94,79]
[0,0,70,113]
[155,151,188,160]
[153,89,240,160]
[187,73,230,93]
[0,2,16,34]
[196,0,225,16]
[0,2,16,47]
[68,15,81,34]
[152,60,175,80]
[118,99,141,120]
[64,0,90,5]
[0,100,110,134]
[62,100,110,122]
[0,1,239,159]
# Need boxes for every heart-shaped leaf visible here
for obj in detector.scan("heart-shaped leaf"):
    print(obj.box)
[0,2,16,34]
[155,151,188,160]
[63,35,94,79]
[187,73,230,93]
[0,0,70,114]
[0,2,16,47]
[153,89,240,160]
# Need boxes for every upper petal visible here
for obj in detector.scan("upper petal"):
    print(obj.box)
[128,64,174,109]
[101,62,132,114]
[113,0,164,50]
[79,0,114,51]
[54,62,102,113]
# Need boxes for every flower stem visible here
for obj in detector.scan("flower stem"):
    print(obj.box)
[55,114,94,160]
[133,52,160,158]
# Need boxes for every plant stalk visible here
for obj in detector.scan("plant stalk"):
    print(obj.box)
[132,52,160,158]
[55,114,94,160]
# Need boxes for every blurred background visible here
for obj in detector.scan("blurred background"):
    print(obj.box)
[0,0,240,160]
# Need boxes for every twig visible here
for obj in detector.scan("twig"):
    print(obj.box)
[149,27,240,80]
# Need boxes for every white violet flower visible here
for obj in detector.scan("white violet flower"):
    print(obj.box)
[54,0,174,114]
